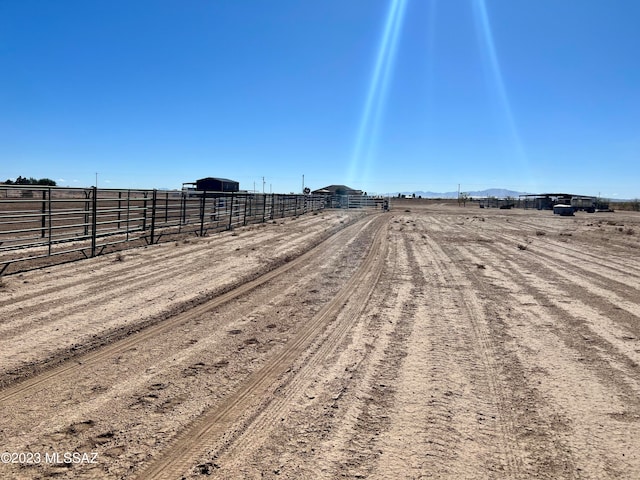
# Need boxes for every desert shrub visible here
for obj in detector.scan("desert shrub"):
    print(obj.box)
[535,230,546,236]
[613,199,640,211]
[517,244,528,251]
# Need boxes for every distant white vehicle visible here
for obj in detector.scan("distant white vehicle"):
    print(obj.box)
[553,204,575,216]
[182,186,198,197]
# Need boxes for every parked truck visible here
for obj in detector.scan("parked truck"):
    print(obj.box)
[570,196,596,213]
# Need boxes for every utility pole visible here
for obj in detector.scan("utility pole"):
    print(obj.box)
[457,183,460,206]
[262,176,265,194]
[302,174,305,193]
[96,172,99,189]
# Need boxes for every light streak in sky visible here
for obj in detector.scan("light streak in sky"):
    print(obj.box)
[349,0,408,186]
[473,0,534,184]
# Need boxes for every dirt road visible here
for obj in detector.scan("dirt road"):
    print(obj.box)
[1,204,639,479]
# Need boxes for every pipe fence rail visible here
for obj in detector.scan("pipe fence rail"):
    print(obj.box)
[0,186,336,275]
[0,186,383,275]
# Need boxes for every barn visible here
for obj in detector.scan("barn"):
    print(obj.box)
[195,177,239,193]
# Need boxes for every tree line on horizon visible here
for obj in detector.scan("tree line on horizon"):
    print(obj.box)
[3,176,57,186]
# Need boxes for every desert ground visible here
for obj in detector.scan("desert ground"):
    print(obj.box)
[1,203,640,479]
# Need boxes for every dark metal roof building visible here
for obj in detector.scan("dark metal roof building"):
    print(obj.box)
[195,177,239,192]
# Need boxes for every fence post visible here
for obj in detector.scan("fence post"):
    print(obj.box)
[164,191,169,224]
[126,190,131,241]
[142,191,148,231]
[150,189,157,244]
[117,191,122,230]
[41,190,46,238]
[268,194,273,220]
[243,193,248,226]
[91,186,98,257]
[262,193,266,222]
[181,193,187,225]
[84,190,90,236]
[228,193,234,230]
[199,192,205,236]
[47,187,52,256]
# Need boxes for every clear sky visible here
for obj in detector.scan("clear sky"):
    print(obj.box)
[1,0,639,198]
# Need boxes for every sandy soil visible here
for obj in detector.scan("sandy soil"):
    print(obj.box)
[1,204,640,479]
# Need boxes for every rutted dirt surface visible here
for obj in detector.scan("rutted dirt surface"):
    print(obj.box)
[1,204,640,479]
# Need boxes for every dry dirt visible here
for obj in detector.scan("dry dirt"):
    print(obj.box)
[1,204,640,479]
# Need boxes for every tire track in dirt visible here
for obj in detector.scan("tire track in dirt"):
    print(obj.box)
[471,239,640,390]
[0,214,350,320]
[441,213,640,306]
[418,231,532,477]
[0,209,342,285]
[0,216,384,480]
[494,216,640,278]
[204,218,405,479]
[451,234,640,477]
[521,249,640,351]
[477,227,640,341]
[445,214,640,366]
[0,214,363,387]
[4,205,637,478]
[211,215,422,479]
[409,214,579,477]
[531,239,640,284]
[0,221,289,307]
[526,242,640,302]
[133,216,389,479]
[0,215,377,404]
[313,230,406,479]
[497,216,640,272]
[386,207,639,477]
[334,225,432,479]
[191,217,390,478]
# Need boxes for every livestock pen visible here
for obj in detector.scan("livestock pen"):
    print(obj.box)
[0,186,333,275]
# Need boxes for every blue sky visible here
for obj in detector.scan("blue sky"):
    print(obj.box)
[1,1,639,198]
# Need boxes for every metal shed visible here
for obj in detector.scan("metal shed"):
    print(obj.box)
[519,193,573,210]
[195,177,239,192]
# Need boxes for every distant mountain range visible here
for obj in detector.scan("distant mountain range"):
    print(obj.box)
[388,188,526,199]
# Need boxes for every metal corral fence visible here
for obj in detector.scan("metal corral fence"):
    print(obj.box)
[323,195,386,209]
[0,185,335,275]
